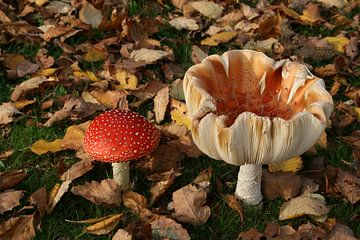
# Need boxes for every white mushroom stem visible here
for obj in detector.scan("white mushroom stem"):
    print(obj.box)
[235,164,263,205]
[112,162,130,190]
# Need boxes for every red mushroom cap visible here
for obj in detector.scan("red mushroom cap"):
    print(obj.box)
[83,109,161,162]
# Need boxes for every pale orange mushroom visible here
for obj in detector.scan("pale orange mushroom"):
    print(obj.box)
[183,50,333,205]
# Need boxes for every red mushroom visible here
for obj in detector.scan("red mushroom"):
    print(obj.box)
[83,109,161,190]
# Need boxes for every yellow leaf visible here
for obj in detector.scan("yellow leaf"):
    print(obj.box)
[268,156,303,173]
[31,139,63,155]
[201,31,238,46]
[73,71,99,82]
[84,47,106,62]
[66,214,116,224]
[37,68,57,77]
[14,100,36,110]
[61,121,91,151]
[323,36,350,53]
[355,108,360,120]
[114,70,138,90]
[85,214,122,235]
[47,180,71,214]
[170,99,192,130]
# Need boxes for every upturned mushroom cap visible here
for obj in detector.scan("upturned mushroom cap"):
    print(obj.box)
[83,109,161,162]
[183,50,333,166]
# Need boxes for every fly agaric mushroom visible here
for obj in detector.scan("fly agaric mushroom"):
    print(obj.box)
[183,50,333,205]
[83,109,161,190]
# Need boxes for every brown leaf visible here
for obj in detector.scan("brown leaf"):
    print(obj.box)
[60,159,93,181]
[328,222,357,240]
[71,179,121,206]
[43,97,104,127]
[130,48,172,64]
[223,194,244,222]
[154,86,169,124]
[169,17,199,31]
[2,54,40,78]
[47,180,71,214]
[30,139,63,155]
[190,1,223,19]
[191,45,208,64]
[174,134,203,158]
[0,149,14,160]
[161,123,188,139]
[298,222,326,239]
[79,2,103,29]
[29,187,47,217]
[0,190,24,214]
[85,214,122,235]
[192,167,212,190]
[0,102,22,125]
[11,76,57,102]
[112,229,132,240]
[0,214,36,240]
[201,31,238,46]
[263,222,280,239]
[262,170,302,200]
[0,170,27,190]
[279,193,330,221]
[170,184,211,225]
[90,90,128,109]
[238,228,263,240]
[335,169,360,204]
[149,169,179,206]
[150,215,191,240]
[123,191,148,214]
[61,121,91,151]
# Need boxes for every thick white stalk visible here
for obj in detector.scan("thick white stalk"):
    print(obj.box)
[112,162,130,190]
[235,164,262,205]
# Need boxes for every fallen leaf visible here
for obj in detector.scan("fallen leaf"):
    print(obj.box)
[14,100,36,110]
[30,139,63,155]
[45,0,72,14]
[73,70,100,82]
[324,36,350,53]
[316,0,348,8]
[123,191,148,214]
[149,169,179,206]
[170,78,185,101]
[298,222,326,239]
[0,102,22,125]
[268,156,303,173]
[85,214,122,235]
[262,170,302,200]
[84,47,106,62]
[170,184,211,225]
[66,214,117,224]
[71,179,121,206]
[238,228,263,240]
[279,193,330,221]
[170,99,192,130]
[10,76,57,102]
[0,170,27,190]
[0,189,24,214]
[0,149,14,160]
[113,229,132,240]
[201,31,238,46]
[328,222,357,240]
[114,70,138,90]
[90,89,128,109]
[79,2,103,28]
[154,86,169,123]
[190,1,223,19]
[161,123,188,139]
[130,48,172,64]
[169,17,199,31]
[61,121,91,151]
[335,169,360,204]
[151,215,191,240]
[192,167,212,190]
[299,3,324,25]
[29,187,47,217]
[47,180,71,214]
[61,159,94,181]
[0,214,36,240]
[2,54,40,78]
[223,194,244,222]
[174,134,203,158]
[43,97,104,127]
[191,45,208,64]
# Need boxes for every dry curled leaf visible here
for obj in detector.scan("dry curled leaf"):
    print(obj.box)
[190,1,223,19]
[262,170,302,200]
[71,179,121,206]
[0,169,27,190]
[201,31,237,46]
[30,139,63,155]
[0,189,24,214]
[149,169,179,206]
[170,184,211,225]
[223,194,244,222]
[47,180,71,214]
[29,187,47,217]
[0,214,36,240]
[123,191,148,214]
[169,17,199,31]
[154,86,169,124]
[335,169,360,204]
[151,215,191,240]
[60,159,93,181]
[279,193,330,221]
[130,48,172,64]
[85,214,122,235]
[0,102,22,125]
